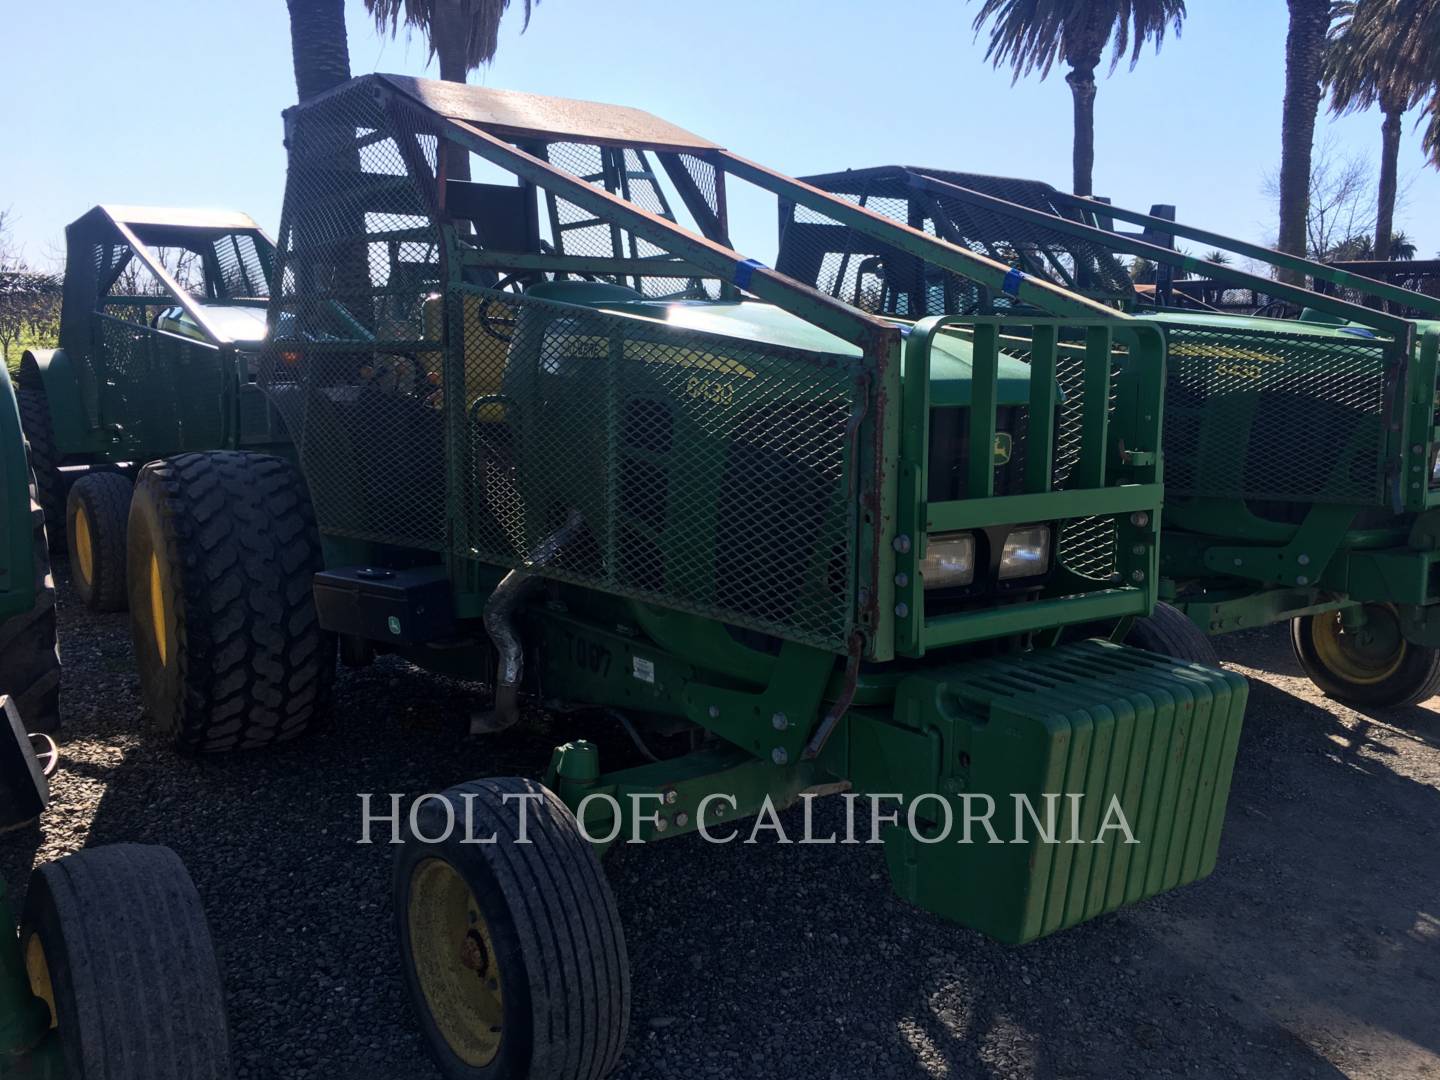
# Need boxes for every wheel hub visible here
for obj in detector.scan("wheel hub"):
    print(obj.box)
[1312,605,1406,685]
[74,504,94,587]
[408,857,504,1067]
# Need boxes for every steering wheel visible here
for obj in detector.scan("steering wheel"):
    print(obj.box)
[1253,299,1291,319]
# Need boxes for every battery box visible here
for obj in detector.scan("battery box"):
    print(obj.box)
[312,566,456,644]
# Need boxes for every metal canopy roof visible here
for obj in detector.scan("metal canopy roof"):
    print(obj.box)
[374,74,720,151]
[91,205,264,233]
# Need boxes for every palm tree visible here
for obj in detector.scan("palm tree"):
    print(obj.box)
[1325,2,1428,259]
[1388,229,1418,258]
[286,0,352,103]
[1203,249,1231,265]
[1333,0,1440,166]
[970,1,1186,197]
[1277,0,1335,283]
[365,0,538,183]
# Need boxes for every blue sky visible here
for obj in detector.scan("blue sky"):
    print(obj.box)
[2,0,1436,269]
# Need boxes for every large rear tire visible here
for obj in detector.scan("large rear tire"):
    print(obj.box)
[20,843,231,1079]
[16,388,65,551]
[126,451,334,752]
[395,777,631,1080]
[1126,602,1220,666]
[0,443,61,733]
[66,472,132,613]
[1292,604,1440,708]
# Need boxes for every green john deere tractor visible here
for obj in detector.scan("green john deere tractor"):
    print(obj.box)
[17,204,284,614]
[122,76,1247,1080]
[0,366,230,1078]
[789,165,1440,708]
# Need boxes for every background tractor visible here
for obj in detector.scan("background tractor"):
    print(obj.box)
[123,75,1247,1080]
[17,205,283,615]
[789,165,1440,708]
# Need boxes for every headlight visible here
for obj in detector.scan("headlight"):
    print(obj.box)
[998,524,1051,580]
[921,532,976,589]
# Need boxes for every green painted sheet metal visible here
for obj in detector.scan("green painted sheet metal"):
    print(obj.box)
[877,640,1247,944]
[0,369,35,622]
[531,283,1033,408]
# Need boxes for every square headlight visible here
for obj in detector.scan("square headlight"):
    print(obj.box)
[921,532,977,589]
[998,524,1051,580]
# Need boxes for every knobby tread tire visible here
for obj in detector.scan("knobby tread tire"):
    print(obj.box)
[16,388,64,550]
[68,472,133,613]
[20,843,230,1079]
[0,445,61,732]
[127,451,334,752]
[1127,602,1220,667]
[396,777,631,1080]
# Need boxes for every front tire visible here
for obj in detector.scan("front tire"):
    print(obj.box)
[126,451,334,752]
[395,777,631,1080]
[67,472,132,613]
[1292,604,1440,708]
[20,844,231,1079]
[1126,602,1220,666]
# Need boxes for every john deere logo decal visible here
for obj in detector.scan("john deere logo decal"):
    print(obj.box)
[993,432,1012,465]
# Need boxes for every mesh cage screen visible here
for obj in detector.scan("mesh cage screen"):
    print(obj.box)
[780,168,1135,318]
[540,142,717,299]
[451,286,863,649]
[263,83,448,550]
[211,234,270,299]
[921,169,1136,300]
[92,314,224,454]
[1160,323,1392,504]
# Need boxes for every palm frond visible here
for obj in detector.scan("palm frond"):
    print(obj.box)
[364,0,537,73]
[970,0,1185,82]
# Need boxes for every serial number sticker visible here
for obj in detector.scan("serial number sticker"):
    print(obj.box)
[632,656,656,684]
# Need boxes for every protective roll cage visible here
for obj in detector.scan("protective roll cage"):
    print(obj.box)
[267,75,1166,662]
[61,205,276,346]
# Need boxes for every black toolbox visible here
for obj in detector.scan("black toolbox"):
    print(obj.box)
[312,566,456,643]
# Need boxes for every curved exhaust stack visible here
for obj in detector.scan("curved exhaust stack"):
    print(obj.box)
[473,510,584,735]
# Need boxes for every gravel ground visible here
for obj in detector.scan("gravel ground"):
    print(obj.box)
[5,567,1439,1080]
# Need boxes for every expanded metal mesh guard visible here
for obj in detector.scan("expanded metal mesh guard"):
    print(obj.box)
[92,314,225,455]
[781,168,1135,319]
[539,142,718,300]
[211,233,270,299]
[921,170,1136,301]
[1160,323,1393,504]
[262,83,448,551]
[451,286,863,648]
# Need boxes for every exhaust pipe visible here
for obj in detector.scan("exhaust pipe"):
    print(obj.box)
[473,511,584,735]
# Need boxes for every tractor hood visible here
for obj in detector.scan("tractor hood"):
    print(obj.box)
[526,282,1032,407]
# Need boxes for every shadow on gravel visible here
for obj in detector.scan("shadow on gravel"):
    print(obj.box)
[4,572,1437,1080]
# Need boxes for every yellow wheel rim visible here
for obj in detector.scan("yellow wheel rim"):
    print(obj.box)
[74,503,94,587]
[408,857,504,1067]
[1311,605,1406,686]
[148,552,168,667]
[24,934,57,1030]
